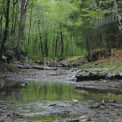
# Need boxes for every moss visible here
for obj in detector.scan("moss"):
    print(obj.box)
[30,55,44,64]
[0,63,18,72]
[60,56,85,66]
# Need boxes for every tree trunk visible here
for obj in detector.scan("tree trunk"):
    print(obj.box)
[17,0,28,60]
[85,32,90,53]
[60,24,64,57]
[27,1,33,55]
[70,32,74,56]
[44,32,48,57]
[43,5,48,57]
[10,0,18,48]
[0,0,4,40]
[54,33,58,57]
[0,0,10,54]
[38,20,44,56]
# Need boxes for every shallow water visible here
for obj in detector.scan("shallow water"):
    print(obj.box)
[1,81,122,104]
[0,81,122,122]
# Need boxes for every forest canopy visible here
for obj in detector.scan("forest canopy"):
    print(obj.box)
[0,0,122,60]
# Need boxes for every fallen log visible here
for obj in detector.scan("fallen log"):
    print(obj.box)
[109,103,122,108]
[32,65,57,70]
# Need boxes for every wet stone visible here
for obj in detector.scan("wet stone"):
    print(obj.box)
[12,119,32,122]
[60,119,79,122]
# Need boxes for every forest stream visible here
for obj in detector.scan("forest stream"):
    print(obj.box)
[0,66,122,122]
[0,0,122,121]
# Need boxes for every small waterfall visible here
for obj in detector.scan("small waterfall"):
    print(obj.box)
[67,69,81,81]
[44,57,47,67]
[93,0,98,9]
[113,0,118,9]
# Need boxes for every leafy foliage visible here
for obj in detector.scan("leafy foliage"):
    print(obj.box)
[0,0,122,59]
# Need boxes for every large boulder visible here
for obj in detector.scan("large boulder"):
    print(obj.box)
[87,48,111,62]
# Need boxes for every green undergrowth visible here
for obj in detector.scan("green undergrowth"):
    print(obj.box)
[30,56,57,65]
[60,56,86,66]
[30,55,44,63]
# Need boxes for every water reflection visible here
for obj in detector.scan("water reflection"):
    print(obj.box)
[20,82,79,102]
[0,81,122,104]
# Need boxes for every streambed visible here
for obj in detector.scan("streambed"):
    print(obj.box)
[0,68,122,122]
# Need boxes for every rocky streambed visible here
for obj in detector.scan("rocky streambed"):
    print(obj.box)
[0,99,122,122]
[0,64,122,122]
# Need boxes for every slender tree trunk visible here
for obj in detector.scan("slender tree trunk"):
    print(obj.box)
[60,24,64,57]
[85,32,90,53]
[37,20,44,56]
[43,5,48,57]
[17,0,28,60]
[53,31,56,58]
[10,0,18,48]
[44,32,48,57]
[0,0,4,40]
[54,33,58,57]
[33,35,38,54]
[27,1,33,55]
[0,0,10,54]
[70,32,74,56]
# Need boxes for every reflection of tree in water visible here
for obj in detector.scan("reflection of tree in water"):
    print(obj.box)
[58,83,63,100]
[0,79,5,88]
[68,84,73,98]
[38,82,74,101]
[38,82,47,100]
[0,81,27,101]
[14,89,22,101]
[0,86,22,101]
[43,83,47,100]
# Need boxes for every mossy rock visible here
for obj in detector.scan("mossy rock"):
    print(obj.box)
[87,48,111,62]
[60,56,86,67]
[0,63,18,72]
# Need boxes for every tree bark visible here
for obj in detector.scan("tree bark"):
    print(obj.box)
[10,0,18,48]
[0,0,10,54]
[60,24,64,57]
[54,33,58,57]
[27,1,33,55]
[17,0,28,60]
[0,0,4,40]
[38,20,44,56]
[70,32,74,56]
[44,32,48,57]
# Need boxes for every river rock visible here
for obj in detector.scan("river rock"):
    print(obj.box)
[60,119,79,122]
[32,65,57,70]
[108,103,122,108]
[76,68,122,81]
[12,119,32,122]
[79,115,91,121]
